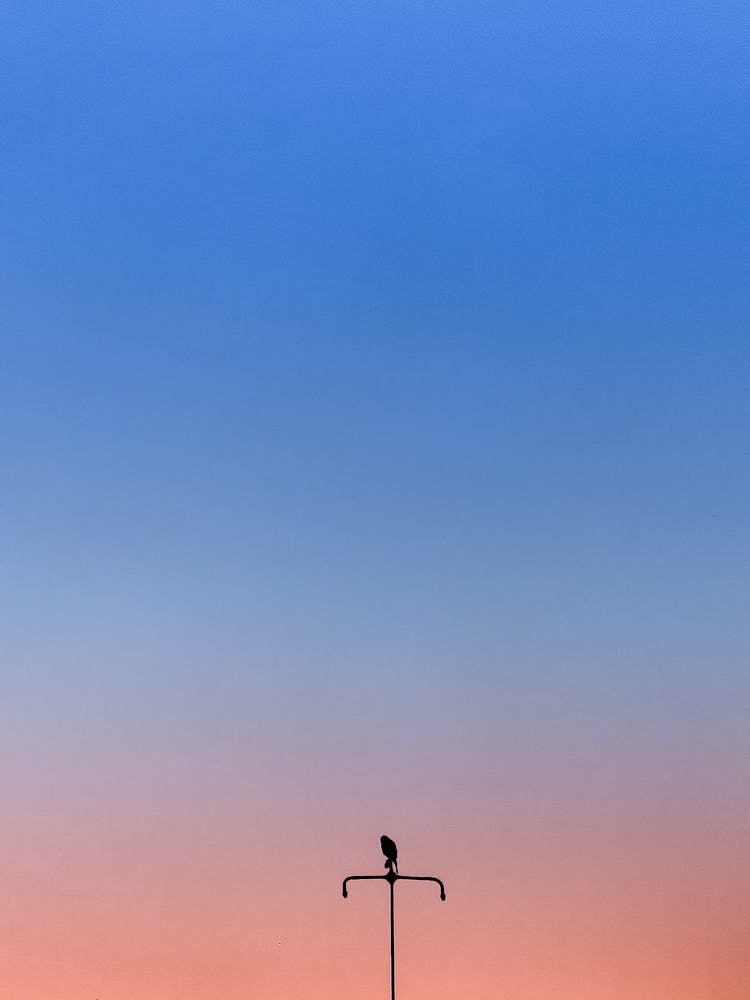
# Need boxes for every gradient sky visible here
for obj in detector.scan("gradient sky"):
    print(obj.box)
[2,2,749,998]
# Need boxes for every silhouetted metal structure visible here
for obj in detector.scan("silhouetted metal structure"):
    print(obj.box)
[342,844,445,1000]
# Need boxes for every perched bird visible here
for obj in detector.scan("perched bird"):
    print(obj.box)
[380,834,398,874]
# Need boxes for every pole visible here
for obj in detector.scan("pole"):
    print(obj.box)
[342,865,445,1000]
[389,875,395,1000]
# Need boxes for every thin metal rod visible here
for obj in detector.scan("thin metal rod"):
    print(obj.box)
[342,874,388,897]
[394,874,446,900]
[342,867,444,1000]
[389,875,395,1000]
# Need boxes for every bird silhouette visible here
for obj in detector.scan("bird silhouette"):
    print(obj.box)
[380,834,398,874]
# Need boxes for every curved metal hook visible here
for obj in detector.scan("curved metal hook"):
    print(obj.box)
[395,874,446,900]
[342,874,388,898]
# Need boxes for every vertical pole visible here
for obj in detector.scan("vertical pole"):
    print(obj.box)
[342,868,443,1000]
[389,876,395,1000]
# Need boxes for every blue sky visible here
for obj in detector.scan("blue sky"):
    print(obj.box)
[3,1,749,694]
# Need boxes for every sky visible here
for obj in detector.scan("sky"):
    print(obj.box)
[1,1,749,998]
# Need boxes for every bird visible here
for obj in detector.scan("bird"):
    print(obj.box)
[380,834,398,874]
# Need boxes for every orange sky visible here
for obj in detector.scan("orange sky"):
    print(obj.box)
[3,751,749,999]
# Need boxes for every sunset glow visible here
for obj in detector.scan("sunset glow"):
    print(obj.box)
[3,1,749,997]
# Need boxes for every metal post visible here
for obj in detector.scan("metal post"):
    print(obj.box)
[342,862,445,1000]
[389,875,395,1000]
